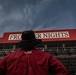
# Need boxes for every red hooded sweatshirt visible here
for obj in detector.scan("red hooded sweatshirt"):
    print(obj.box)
[0,48,69,75]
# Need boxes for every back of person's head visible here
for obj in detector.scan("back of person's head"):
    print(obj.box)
[17,30,42,50]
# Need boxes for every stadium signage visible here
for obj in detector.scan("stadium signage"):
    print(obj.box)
[8,31,69,40]
[8,34,22,40]
[35,31,69,39]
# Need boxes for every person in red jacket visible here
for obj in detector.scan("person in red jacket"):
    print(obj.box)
[0,30,69,75]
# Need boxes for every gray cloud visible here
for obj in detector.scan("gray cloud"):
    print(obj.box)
[0,0,76,36]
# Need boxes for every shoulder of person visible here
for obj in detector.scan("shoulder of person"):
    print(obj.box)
[1,49,23,62]
[34,48,52,56]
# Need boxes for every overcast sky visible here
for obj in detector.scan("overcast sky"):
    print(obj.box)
[0,0,76,36]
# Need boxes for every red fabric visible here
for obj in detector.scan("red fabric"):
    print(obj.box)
[0,49,69,75]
